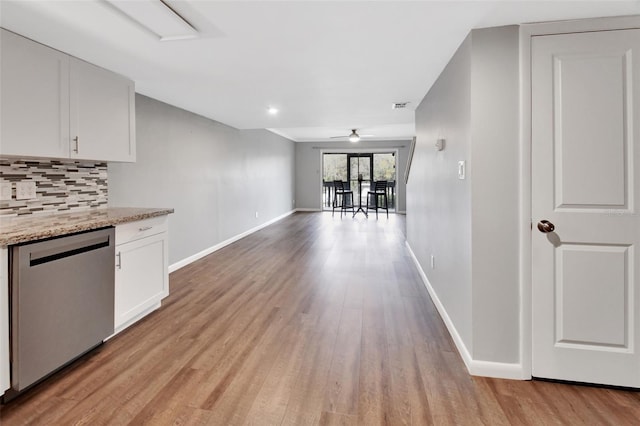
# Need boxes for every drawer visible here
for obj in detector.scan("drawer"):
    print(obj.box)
[116,215,168,245]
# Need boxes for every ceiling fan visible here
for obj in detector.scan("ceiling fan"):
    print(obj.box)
[330,129,373,143]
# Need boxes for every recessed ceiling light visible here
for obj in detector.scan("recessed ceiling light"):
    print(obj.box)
[267,107,279,115]
[106,0,198,41]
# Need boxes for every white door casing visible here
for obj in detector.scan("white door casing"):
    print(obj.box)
[532,29,640,387]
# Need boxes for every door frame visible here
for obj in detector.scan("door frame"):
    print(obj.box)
[347,153,373,184]
[520,15,640,380]
[320,148,400,212]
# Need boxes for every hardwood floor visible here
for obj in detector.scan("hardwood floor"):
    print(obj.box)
[1,212,639,425]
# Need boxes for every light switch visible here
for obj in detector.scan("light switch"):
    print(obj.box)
[0,182,12,201]
[16,181,37,200]
[458,161,466,180]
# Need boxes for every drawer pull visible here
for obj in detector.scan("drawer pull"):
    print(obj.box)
[116,252,122,270]
[138,226,153,232]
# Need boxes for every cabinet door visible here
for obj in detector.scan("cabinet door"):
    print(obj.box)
[0,248,9,394]
[70,58,136,162]
[0,29,70,158]
[114,232,168,330]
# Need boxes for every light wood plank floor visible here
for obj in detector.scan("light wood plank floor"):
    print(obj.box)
[1,212,639,425]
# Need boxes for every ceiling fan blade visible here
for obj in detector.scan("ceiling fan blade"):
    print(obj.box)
[328,129,373,139]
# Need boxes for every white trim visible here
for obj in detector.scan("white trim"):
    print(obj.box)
[469,360,527,380]
[320,147,403,153]
[169,210,295,273]
[294,208,321,212]
[107,301,162,339]
[521,15,640,36]
[406,241,526,380]
[405,241,473,372]
[265,128,295,141]
[518,25,533,381]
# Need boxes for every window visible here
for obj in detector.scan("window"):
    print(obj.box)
[323,153,347,182]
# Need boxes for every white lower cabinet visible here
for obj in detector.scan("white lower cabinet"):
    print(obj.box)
[114,216,168,334]
[0,247,9,394]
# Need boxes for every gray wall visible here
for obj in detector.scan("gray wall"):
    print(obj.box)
[295,140,412,212]
[109,94,295,265]
[410,34,473,351]
[469,26,520,363]
[408,25,520,364]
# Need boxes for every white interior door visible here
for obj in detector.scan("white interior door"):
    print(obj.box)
[532,29,640,387]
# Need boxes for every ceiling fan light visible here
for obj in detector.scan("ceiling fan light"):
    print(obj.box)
[349,129,360,143]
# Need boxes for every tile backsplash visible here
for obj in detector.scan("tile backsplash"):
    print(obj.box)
[0,158,108,216]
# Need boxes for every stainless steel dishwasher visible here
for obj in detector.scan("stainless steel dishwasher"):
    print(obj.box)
[8,227,115,397]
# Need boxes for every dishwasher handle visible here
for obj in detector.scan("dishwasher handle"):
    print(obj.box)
[29,234,111,267]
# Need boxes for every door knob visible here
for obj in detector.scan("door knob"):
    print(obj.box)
[537,220,555,233]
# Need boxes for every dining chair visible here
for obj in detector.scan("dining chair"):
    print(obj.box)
[332,180,354,218]
[366,180,389,218]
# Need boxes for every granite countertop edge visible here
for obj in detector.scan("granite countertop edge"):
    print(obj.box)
[0,207,174,246]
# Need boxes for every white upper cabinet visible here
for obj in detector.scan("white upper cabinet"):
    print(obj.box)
[1,30,70,158]
[70,58,136,162]
[0,29,136,162]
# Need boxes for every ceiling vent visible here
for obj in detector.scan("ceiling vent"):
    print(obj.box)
[392,102,409,109]
[106,0,198,41]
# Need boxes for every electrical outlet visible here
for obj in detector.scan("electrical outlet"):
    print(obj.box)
[0,182,12,201]
[16,181,36,200]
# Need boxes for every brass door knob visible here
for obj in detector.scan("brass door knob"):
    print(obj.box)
[537,220,555,233]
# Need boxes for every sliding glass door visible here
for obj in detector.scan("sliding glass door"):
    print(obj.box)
[322,154,347,207]
[322,152,397,211]
[373,153,396,209]
[348,154,372,207]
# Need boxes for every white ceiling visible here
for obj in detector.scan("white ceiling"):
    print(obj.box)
[2,1,639,142]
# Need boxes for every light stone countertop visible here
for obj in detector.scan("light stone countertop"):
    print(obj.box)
[0,207,174,246]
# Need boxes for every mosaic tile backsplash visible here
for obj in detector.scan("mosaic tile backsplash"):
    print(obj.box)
[0,158,108,216]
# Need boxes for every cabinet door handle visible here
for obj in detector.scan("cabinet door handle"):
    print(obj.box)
[116,252,122,270]
[73,136,79,153]
[138,226,152,232]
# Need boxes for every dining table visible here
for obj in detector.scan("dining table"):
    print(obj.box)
[353,176,368,217]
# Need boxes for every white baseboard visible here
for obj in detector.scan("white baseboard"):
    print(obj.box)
[108,301,162,339]
[169,210,296,273]
[469,359,528,380]
[405,241,525,381]
[404,242,474,372]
